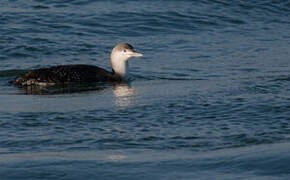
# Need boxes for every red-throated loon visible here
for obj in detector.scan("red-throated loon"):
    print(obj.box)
[10,43,143,86]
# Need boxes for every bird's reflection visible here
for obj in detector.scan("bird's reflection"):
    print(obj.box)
[17,83,108,95]
[112,83,135,108]
[16,82,136,106]
[14,81,136,107]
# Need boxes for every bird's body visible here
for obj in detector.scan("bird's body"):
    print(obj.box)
[10,43,143,86]
[11,64,120,86]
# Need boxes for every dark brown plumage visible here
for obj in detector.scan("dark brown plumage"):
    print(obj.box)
[10,64,121,86]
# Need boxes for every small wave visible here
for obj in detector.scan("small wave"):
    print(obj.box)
[32,5,50,10]
[272,76,290,82]
[133,74,204,81]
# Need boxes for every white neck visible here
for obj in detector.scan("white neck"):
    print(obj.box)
[111,55,129,78]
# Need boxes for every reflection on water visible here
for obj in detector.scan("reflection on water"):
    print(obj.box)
[16,83,108,95]
[113,83,135,108]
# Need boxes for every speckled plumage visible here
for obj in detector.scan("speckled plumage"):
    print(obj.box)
[10,64,121,86]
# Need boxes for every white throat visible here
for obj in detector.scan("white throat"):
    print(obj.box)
[111,53,129,78]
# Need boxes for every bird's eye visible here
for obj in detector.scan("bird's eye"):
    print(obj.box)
[123,50,126,52]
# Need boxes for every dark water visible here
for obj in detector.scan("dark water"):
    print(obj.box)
[1,0,290,179]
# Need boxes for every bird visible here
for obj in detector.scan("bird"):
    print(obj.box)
[10,43,143,86]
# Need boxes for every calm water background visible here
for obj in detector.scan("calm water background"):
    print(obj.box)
[0,0,290,179]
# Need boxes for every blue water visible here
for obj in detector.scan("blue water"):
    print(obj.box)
[1,0,290,179]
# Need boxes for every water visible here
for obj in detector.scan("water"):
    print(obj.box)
[1,0,290,179]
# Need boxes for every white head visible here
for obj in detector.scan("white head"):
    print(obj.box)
[110,43,143,78]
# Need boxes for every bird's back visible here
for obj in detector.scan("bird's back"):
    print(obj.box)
[11,64,120,86]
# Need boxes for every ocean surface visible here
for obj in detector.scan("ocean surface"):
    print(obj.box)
[0,0,290,179]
